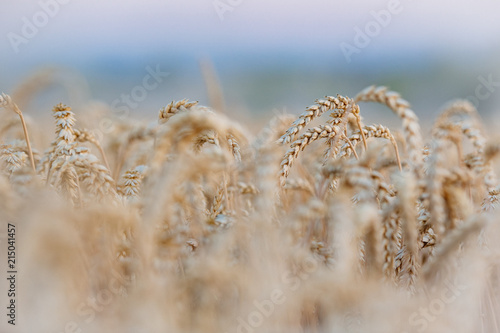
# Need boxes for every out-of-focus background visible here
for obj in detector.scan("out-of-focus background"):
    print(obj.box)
[1,0,500,130]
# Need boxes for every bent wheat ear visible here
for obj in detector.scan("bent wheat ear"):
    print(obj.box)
[355,86,423,168]
[434,100,497,194]
[0,93,36,173]
[340,132,359,160]
[280,125,341,185]
[434,99,481,129]
[152,110,245,170]
[71,153,117,199]
[158,99,199,124]
[323,103,365,160]
[74,128,110,170]
[337,124,402,171]
[158,100,243,162]
[278,95,360,144]
[327,103,367,151]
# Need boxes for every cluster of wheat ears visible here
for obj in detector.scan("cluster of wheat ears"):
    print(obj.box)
[1,83,499,332]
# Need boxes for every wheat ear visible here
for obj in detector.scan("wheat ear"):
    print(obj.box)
[74,128,110,170]
[158,99,199,124]
[381,202,399,280]
[119,165,147,199]
[280,125,341,185]
[159,100,242,161]
[423,215,485,280]
[337,124,402,171]
[0,93,36,173]
[278,95,364,145]
[0,145,27,174]
[208,184,225,225]
[355,86,422,168]
[152,110,245,170]
[394,172,419,291]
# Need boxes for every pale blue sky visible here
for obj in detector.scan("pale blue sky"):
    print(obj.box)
[1,0,500,119]
[2,0,500,61]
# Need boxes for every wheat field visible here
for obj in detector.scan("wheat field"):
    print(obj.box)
[1,76,499,333]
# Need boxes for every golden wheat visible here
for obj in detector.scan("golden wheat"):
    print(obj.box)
[0,83,499,333]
